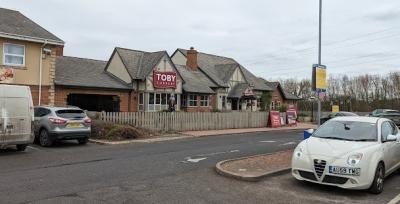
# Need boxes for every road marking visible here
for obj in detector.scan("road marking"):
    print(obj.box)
[259,140,276,143]
[196,150,240,157]
[183,157,207,163]
[387,193,400,204]
[28,146,40,151]
[181,149,239,164]
[279,141,297,146]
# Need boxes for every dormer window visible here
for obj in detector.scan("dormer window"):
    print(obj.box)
[3,43,25,67]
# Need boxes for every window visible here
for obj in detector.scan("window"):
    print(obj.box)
[188,95,197,107]
[181,95,187,107]
[34,108,51,117]
[200,95,209,107]
[381,122,393,142]
[271,101,275,110]
[3,43,25,66]
[139,93,144,111]
[147,93,177,111]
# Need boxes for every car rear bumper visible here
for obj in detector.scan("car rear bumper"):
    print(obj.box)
[49,131,90,140]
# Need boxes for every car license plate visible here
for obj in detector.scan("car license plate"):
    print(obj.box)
[329,166,360,176]
[67,122,83,128]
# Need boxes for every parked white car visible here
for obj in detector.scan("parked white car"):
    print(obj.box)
[292,116,400,194]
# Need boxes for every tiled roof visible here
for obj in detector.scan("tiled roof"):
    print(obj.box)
[176,49,272,91]
[55,56,131,90]
[228,83,251,98]
[259,78,302,100]
[0,8,63,44]
[115,47,166,80]
[175,65,216,94]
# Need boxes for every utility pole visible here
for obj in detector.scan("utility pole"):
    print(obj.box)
[317,0,322,126]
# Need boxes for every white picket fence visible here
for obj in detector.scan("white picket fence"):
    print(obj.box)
[100,112,269,131]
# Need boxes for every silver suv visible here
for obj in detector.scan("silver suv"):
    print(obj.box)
[34,106,91,147]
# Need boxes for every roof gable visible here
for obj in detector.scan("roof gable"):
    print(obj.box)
[0,8,63,44]
[114,47,166,80]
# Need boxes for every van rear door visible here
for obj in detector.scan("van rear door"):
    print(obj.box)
[1,87,32,143]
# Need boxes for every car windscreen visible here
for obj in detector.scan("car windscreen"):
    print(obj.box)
[313,120,377,141]
[341,112,358,116]
[56,109,85,119]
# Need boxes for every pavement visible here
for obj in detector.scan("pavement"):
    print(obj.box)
[0,130,399,204]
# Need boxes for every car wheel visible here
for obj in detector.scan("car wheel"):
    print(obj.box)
[16,144,27,151]
[369,163,385,194]
[39,129,53,147]
[78,138,88,145]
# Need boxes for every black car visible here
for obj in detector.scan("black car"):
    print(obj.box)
[320,111,358,125]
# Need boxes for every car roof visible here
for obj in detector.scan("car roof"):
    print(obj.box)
[330,116,382,123]
[35,105,82,111]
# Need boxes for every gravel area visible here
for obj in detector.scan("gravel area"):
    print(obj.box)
[220,150,293,177]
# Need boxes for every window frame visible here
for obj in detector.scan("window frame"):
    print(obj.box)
[3,43,25,67]
[188,94,197,107]
[200,95,209,107]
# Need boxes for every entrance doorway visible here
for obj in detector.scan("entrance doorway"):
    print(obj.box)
[67,94,120,112]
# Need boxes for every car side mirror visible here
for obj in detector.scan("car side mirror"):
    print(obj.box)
[386,134,397,142]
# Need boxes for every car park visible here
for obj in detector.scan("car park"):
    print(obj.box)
[292,116,400,194]
[0,85,34,151]
[319,111,358,125]
[369,109,400,117]
[369,109,400,127]
[34,106,91,147]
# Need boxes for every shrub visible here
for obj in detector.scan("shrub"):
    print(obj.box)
[91,120,144,141]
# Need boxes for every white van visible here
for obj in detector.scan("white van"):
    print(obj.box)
[0,85,34,151]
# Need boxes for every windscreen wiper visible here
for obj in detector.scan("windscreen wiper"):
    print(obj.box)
[320,137,354,141]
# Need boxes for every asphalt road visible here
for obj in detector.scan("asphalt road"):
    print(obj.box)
[0,130,399,204]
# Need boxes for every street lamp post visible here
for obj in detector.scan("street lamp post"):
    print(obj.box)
[317,0,322,126]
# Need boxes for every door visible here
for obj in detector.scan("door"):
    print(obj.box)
[3,97,31,142]
[389,121,400,169]
[381,121,397,173]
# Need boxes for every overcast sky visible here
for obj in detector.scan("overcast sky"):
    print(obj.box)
[3,0,400,80]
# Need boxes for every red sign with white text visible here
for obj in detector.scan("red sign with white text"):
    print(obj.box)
[269,111,281,128]
[153,71,177,88]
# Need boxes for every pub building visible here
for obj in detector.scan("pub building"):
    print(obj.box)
[54,47,298,112]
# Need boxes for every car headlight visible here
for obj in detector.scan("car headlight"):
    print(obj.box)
[294,147,303,158]
[347,153,363,166]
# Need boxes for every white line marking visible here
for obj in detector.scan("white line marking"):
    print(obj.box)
[197,150,240,157]
[279,142,297,146]
[259,140,276,143]
[28,146,40,151]
[387,193,400,204]
[185,157,207,163]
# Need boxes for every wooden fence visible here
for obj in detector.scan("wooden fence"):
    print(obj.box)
[100,112,269,132]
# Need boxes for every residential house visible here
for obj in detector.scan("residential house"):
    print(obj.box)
[0,8,64,105]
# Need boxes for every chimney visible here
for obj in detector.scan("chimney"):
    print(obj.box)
[186,47,198,71]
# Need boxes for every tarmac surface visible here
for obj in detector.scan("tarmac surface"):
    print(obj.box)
[0,130,399,204]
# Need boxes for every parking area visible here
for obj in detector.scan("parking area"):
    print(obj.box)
[0,131,399,204]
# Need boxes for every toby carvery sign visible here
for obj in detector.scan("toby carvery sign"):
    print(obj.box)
[153,71,177,88]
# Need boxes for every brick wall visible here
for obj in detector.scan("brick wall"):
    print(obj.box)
[30,85,50,106]
[54,86,136,112]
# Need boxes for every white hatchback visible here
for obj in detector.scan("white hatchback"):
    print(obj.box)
[292,116,400,194]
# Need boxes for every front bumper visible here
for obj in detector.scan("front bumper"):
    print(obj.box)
[291,154,374,190]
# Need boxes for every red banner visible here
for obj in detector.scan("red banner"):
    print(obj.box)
[153,71,177,88]
[269,111,281,128]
